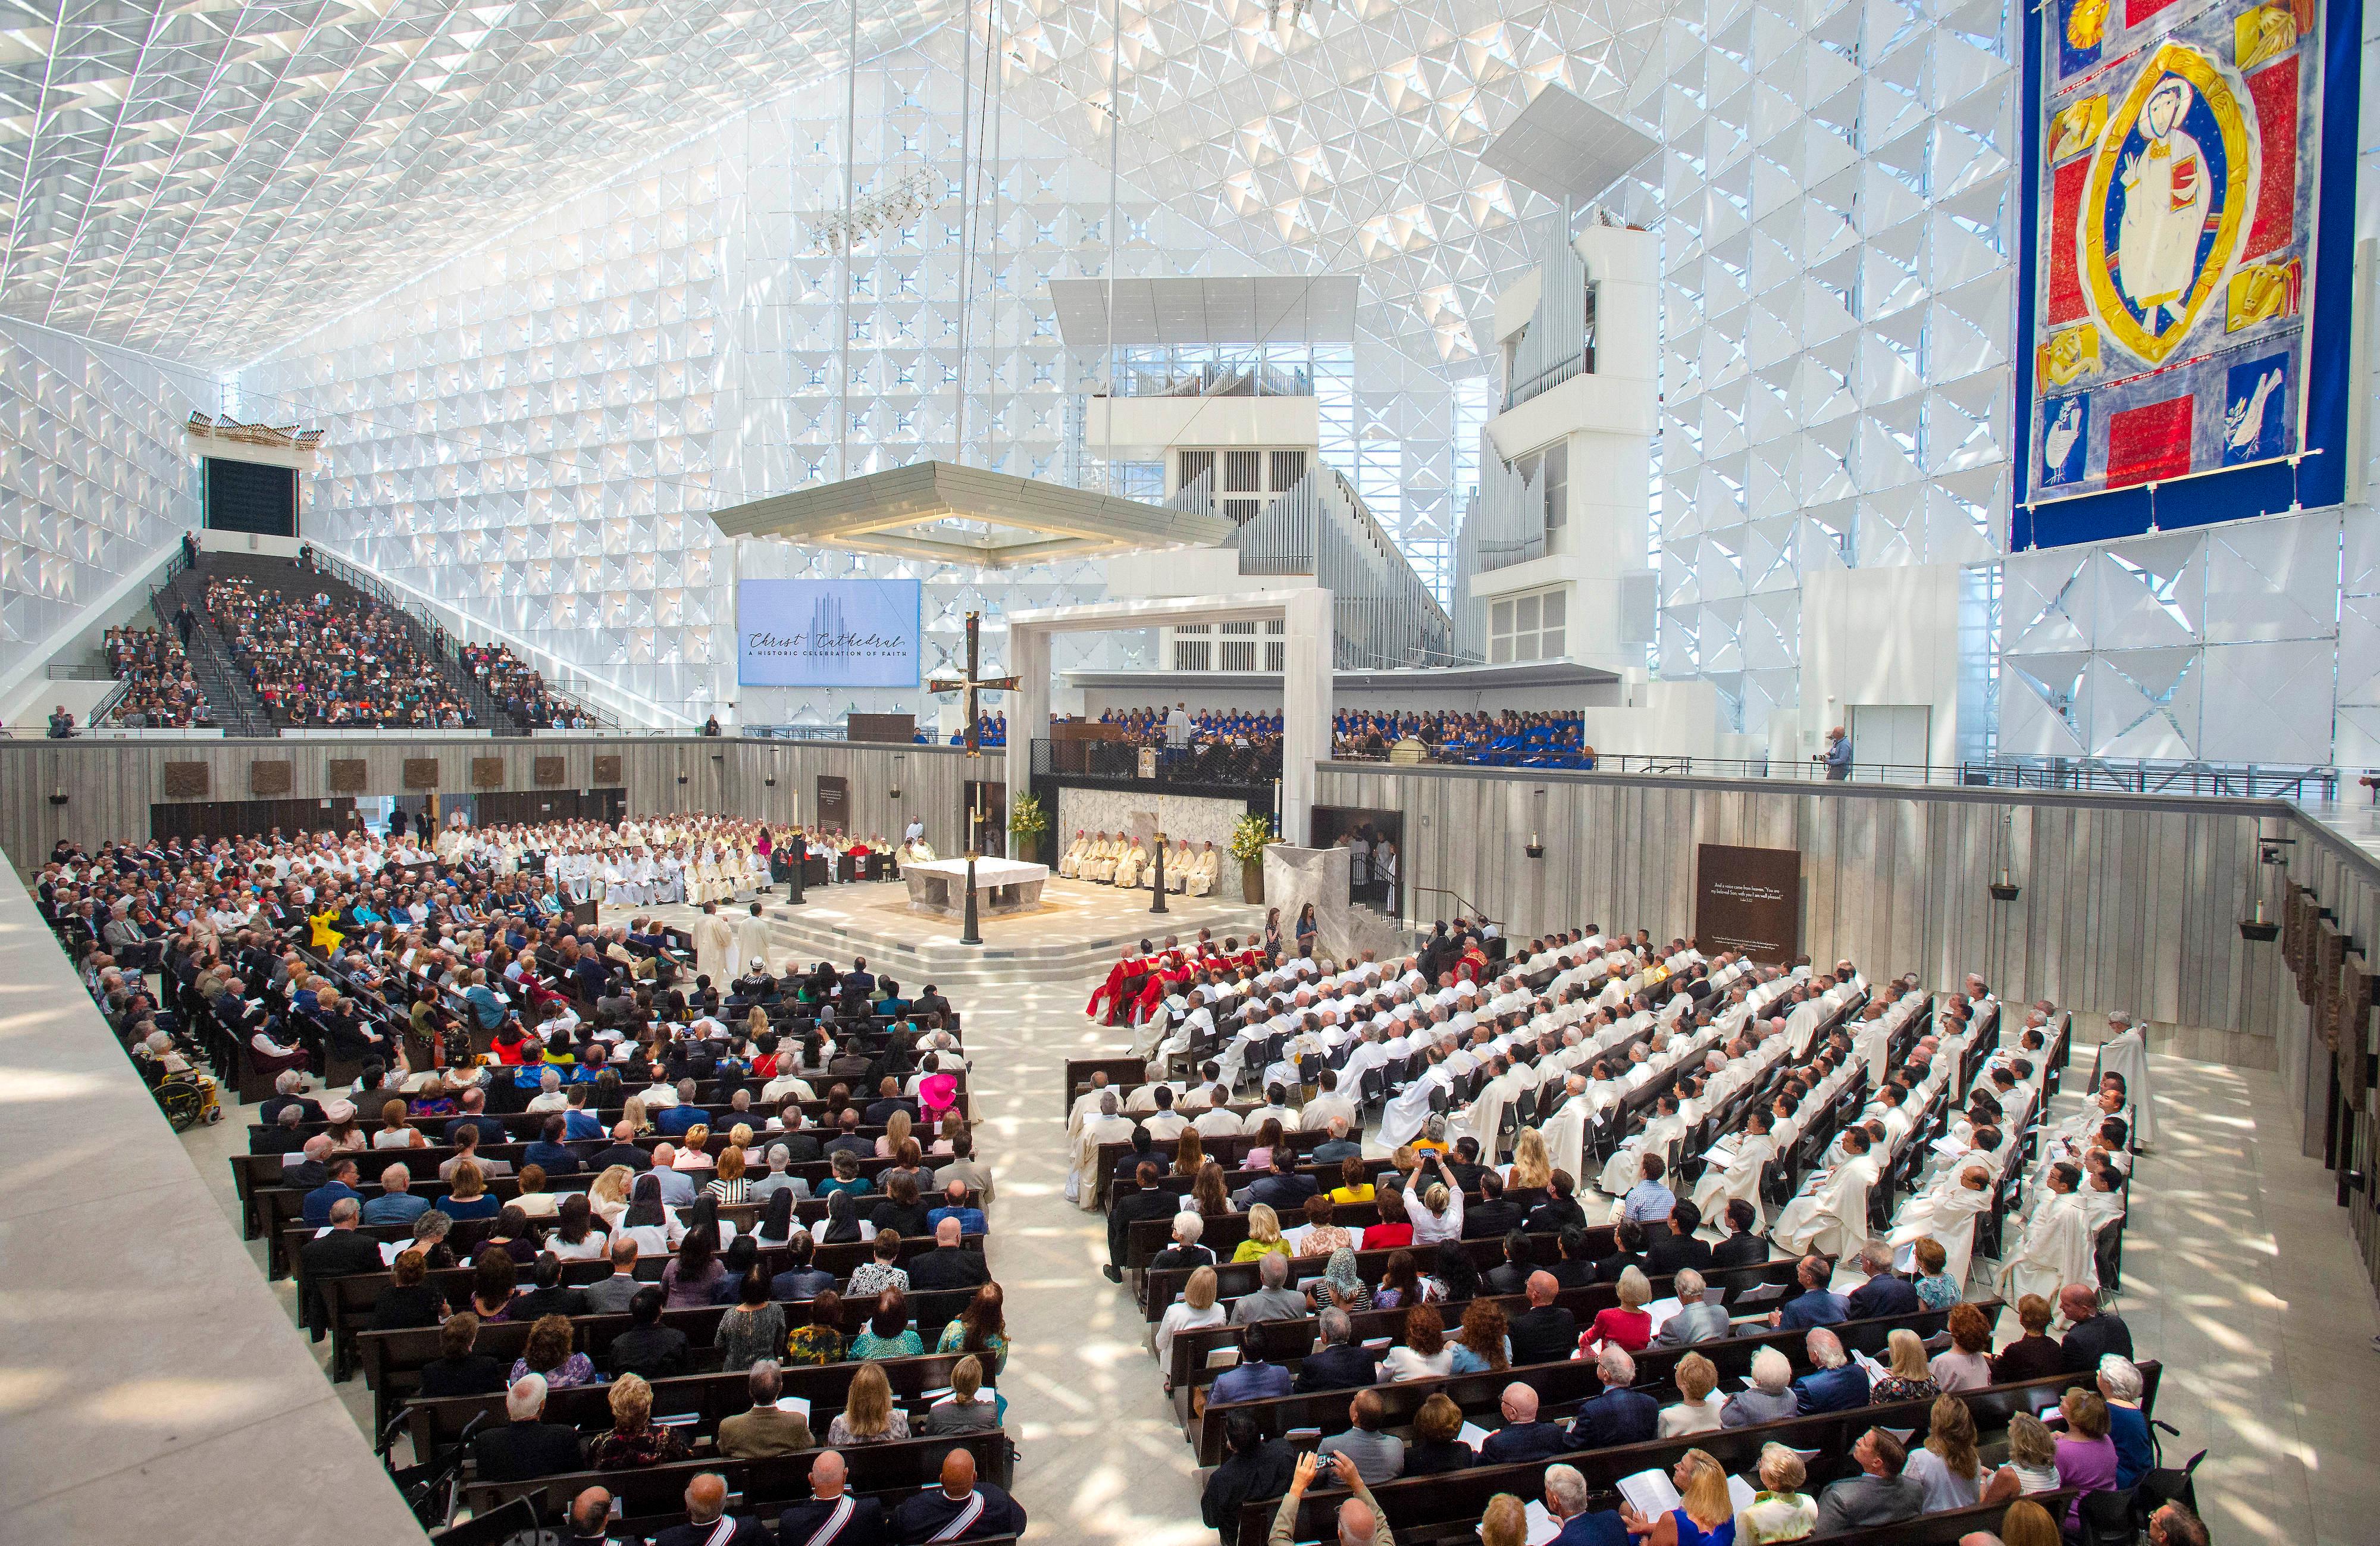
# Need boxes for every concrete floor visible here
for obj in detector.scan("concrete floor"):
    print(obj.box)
[180,968,2380,1545]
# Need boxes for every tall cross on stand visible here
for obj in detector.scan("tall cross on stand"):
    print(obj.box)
[926,609,1018,946]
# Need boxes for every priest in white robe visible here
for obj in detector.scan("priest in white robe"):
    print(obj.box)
[1538,1075,1592,1182]
[690,904,737,988]
[1996,1165,2096,1307]
[1689,1110,1778,1229]
[733,905,772,979]
[1071,1094,1136,1209]
[1889,1158,1996,1293]
[1599,1093,1689,1198]
[1770,1131,1880,1259]
[1186,841,1220,897]
[2093,1014,2154,1148]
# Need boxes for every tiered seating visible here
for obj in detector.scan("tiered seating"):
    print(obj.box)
[100,622,212,727]
[1082,922,2169,1546]
[38,811,1019,1539]
[204,570,475,728]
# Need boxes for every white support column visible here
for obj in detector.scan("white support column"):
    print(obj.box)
[1006,622,1051,833]
[1280,587,1332,843]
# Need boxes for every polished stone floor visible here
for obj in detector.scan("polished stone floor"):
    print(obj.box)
[179,965,2380,1544]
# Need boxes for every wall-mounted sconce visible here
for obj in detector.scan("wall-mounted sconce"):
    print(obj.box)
[675,773,688,786]
[48,787,68,806]
[1524,787,1546,859]
[765,777,777,788]
[2240,899,2279,942]
[890,753,904,801]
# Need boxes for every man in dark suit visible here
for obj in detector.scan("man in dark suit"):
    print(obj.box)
[907,1219,992,1292]
[513,1252,593,1320]
[889,1449,1026,1544]
[1483,1229,1535,1296]
[298,1197,386,1338]
[586,1121,652,1173]
[1843,1242,1922,1321]
[1445,1136,1491,1197]
[1480,1382,1575,1464]
[522,1115,584,1176]
[1790,1328,1872,1413]
[1543,1463,1629,1546]
[1242,1150,1320,1214]
[1507,1272,1580,1364]
[1105,1162,1176,1284]
[562,1486,641,1546]
[472,1375,586,1482]
[863,1077,916,1128]
[2056,1285,2134,1372]
[1642,1200,1714,1276]
[1772,1255,1848,1330]
[1526,1176,1589,1235]
[302,1158,363,1227]
[652,1473,768,1546]
[441,1088,508,1148]
[1463,1171,1525,1240]
[775,1451,885,1546]
[1566,1346,1658,1448]
[607,1288,690,1379]
[1709,1200,1768,1270]
[1594,1219,1646,1284]
[1548,1225,1598,1290]
[1292,1309,1379,1392]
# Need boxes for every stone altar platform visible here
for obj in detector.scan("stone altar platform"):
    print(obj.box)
[608,875,1263,985]
[904,856,1048,918]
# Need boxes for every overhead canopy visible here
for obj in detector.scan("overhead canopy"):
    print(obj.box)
[1477,85,1660,208]
[709,461,1236,568]
[1051,276,1361,350]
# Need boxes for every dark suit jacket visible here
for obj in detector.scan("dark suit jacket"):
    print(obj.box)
[1567,1387,1658,1449]
[1643,1232,1712,1276]
[1463,1198,1525,1240]
[1845,1273,1922,1321]
[1592,1250,1643,1284]
[608,1324,690,1379]
[651,1519,769,1546]
[1778,1290,1848,1330]
[472,1420,584,1482]
[1508,1304,1580,1365]
[298,1227,386,1334]
[776,1495,885,1546]
[1480,1421,1574,1464]
[1245,1172,1320,1212]
[1107,1188,1176,1267]
[1709,1231,1768,1269]
[1814,1473,1925,1532]
[1482,1263,1532,1297]
[1792,1363,1871,1413]
[1292,1342,1380,1393]
[586,1143,652,1172]
[2058,1312,2134,1372]
[906,1246,992,1292]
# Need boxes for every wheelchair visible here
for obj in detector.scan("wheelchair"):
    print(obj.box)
[139,1056,223,1130]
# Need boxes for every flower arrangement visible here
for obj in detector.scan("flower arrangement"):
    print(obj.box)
[1008,793,1050,844]
[1228,812,1274,865]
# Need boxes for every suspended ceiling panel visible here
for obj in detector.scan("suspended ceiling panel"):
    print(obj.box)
[1049,274,1358,348]
[0,0,944,365]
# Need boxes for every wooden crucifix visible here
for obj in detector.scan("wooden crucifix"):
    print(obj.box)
[926,609,1018,761]
[926,609,1017,944]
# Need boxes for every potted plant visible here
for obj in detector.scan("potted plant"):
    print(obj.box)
[1008,793,1050,866]
[1229,812,1274,905]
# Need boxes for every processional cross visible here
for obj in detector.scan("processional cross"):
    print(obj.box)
[925,609,1017,944]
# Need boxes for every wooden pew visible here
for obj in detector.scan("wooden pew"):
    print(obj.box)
[1229,1361,2162,1546]
[458,1430,1013,1538]
[405,1348,992,1464]
[360,1287,986,1434]
[314,1234,986,1381]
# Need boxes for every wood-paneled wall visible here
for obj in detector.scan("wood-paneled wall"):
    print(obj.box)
[1317,763,2312,1051]
[0,736,1006,868]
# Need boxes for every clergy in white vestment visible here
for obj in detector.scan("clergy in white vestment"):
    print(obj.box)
[1112,840,1148,888]
[732,905,772,978]
[1072,1094,1136,1209]
[1186,842,1220,897]
[1598,1093,1688,1197]
[1889,1159,1995,1292]
[1538,1075,1592,1182]
[1457,1057,1529,1160]
[2093,1014,2154,1148]
[1852,1007,1894,1088]
[1065,1074,1117,1145]
[1689,1109,1777,1229]
[1996,1164,2097,1306]
[1769,1129,1879,1259]
[1057,830,1088,878]
[1380,1055,1454,1147]
[689,904,737,987]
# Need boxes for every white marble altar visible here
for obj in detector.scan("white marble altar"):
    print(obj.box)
[903,856,1050,917]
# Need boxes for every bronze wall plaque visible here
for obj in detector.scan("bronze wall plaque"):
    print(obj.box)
[471,756,505,788]
[161,761,210,797]
[403,758,440,790]
[593,755,623,784]
[1693,843,1803,965]
[533,756,566,787]
[327,758,369,792]
[249,760,293,795]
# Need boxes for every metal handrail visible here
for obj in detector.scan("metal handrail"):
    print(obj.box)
[1404,885,1502,934]
[1326,750,2339,801]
